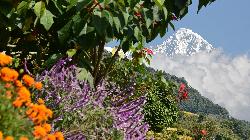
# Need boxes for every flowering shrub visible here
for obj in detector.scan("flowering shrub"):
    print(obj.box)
[177,83,188,101]
[37,58,149,140]
[108,60,178,132]
[0,53,64,140]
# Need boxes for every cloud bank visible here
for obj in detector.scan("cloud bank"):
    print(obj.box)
[150,49,250,121]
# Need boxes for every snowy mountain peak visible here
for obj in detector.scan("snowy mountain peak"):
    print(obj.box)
[151,28,214,57]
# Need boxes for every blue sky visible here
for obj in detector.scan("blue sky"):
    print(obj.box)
[147,0,250,56]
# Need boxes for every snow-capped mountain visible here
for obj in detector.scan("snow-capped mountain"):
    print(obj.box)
[150,28,214,57]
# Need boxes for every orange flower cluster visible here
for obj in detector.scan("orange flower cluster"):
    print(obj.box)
[22,74,43,90]
[0,54,64,140]
[26,100,53,124]
[0,53,12,66]
[0,131,28,140]
[22,75,35,87]
[13,86,31,108]
[0,67,19,82]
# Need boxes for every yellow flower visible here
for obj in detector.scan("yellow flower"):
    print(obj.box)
[0,53,12,66]
[22,74,35,87]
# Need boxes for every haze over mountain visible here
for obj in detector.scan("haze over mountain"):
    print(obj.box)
[150,28,250,121]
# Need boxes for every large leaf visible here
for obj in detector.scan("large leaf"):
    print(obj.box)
[40,9,54,30]
[58,20,73,44]
[76,67,94,88]
[154,0,165,9]
[34,1,45,18]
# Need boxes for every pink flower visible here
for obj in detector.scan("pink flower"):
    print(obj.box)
[200,129,207,136]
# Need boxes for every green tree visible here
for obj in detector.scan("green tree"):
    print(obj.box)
[0,0,216,85]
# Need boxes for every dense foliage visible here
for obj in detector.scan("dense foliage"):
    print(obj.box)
[0,0,216,85]
[108,59,179,132]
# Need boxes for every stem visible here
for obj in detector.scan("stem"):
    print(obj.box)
[102,46,121,79]
[93,40,105,87]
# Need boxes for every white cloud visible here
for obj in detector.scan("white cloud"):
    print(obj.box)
[150,49,250,121]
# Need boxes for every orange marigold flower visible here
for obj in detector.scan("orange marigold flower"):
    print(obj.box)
[0,131,3,140]
[42,123,51,133]
[46,134,56,140]
[38,98,45,104]
[0,53,12,66]
[19,136,29,140]
[13,86,31,107]
[54,132,64,140]
[0,67,19,82]
[22,74,35,87]
[33,126,47,138]
[15,80,23,87]
[34,82,43,90]
[5,136,14,140]
[13,98,24,108]
[26,104,53,124]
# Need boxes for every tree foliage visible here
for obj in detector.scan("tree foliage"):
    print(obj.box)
[0,0,216,85]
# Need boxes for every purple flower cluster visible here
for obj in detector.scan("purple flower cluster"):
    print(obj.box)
[109,84,149,139]
[38,58,149,140]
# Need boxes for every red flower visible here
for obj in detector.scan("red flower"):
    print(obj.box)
[143,48,153,55]
[134,12,142,17]
[181,91,188,99]
[179,83,186,92]
[178,83,188,101]
[200,129,207,136]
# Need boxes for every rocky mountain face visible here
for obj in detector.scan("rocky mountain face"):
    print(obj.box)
[150,28,214,57]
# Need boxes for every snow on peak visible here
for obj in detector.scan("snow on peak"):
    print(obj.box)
[151,28,214,57]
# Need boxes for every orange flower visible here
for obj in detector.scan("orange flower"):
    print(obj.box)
[54,132,64,140]
[33,126,47,138]
[0,131,3,140]
[26,104,53,124]
[13,98,24,108]
[15,80,23,87]
[19,136,29,140]
[5,136,14,140]
[22,74,35,87]
[13,86,31,107]
[46,134,56,140]
[35,82,43,90]
[0,53,12,66]
[42,123,51,133]
[0,67,19,82]
[38,98,45,104]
